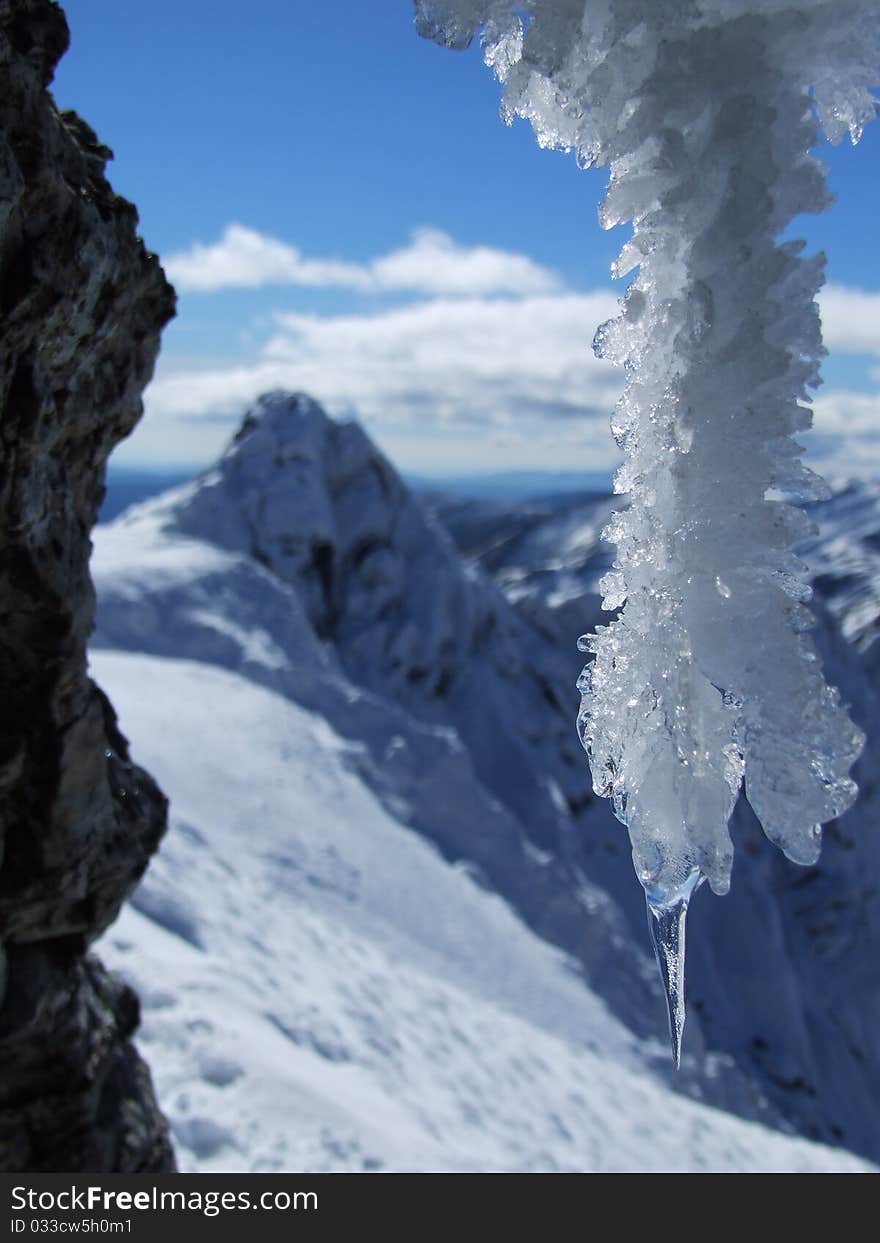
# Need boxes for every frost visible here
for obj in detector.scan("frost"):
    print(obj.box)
[416,0,877,1060]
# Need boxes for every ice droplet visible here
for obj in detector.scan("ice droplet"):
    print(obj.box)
[645,870,701,1069]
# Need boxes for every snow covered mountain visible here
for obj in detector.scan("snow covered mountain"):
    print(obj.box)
[89,391,880,1170]
[93,393,658,1043]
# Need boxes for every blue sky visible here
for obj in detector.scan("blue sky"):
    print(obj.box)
[53,0,880,478]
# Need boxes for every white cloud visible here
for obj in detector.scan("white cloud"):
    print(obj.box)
[369,228,562,297]
[796,389,880,480]
[163,224,368,293]
[146,291,618,423]
[818,284,880,354]
[812,388,880,436]
[164,225,562,298]
[127,290,621,469]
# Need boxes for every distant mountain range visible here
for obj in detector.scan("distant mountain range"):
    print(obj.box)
[100,469,196,523]
[100,465,617,525]
[90,392,880,1171]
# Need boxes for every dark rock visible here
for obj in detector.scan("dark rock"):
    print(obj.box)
[0,0,175,1170]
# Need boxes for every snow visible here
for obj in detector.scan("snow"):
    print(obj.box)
[91,649,871,1172]
[90,392,880,1157]
[415,0,879,1053]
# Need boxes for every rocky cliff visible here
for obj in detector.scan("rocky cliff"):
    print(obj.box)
[0,0,175,1170]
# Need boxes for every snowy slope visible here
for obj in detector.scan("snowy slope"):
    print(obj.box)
[426,488,619,646]
[801,480,880,662]
[92,651,870,1173]
[90,392,880,1162]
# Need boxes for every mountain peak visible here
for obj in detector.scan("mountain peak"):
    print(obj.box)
[230,390,347,450]
[171,391,415,642]
[218,389,395,507]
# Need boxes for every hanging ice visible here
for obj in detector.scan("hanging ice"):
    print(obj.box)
[415,0,878,1061]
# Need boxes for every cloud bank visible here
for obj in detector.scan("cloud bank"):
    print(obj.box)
[145,290,620,447]
[164,225,563,298]
[818,284,880,354]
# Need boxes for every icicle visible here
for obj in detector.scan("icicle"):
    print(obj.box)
[645,870,701,1069]
[415,0,877,1054]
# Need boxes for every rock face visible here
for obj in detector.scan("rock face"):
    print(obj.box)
[0,0,175,1170]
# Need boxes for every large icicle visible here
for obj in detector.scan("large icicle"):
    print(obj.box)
[646,869,700,1071]
[416,0,878,1061]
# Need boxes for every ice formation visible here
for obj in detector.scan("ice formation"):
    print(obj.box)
[415,0,878,1062]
